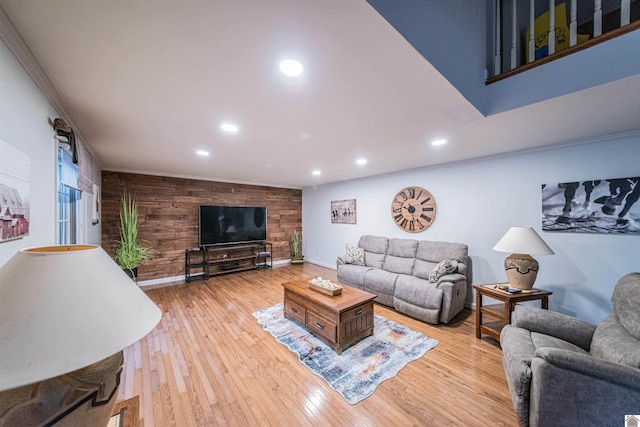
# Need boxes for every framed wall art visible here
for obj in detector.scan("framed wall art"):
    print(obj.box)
[542,177,640,234]
[0,139,31,242]
[331,199,357,224]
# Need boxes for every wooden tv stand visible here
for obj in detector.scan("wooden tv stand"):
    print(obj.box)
[282,279,376,354]
[184,242,272,282]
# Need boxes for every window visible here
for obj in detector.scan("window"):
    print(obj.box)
[57,147,82,244]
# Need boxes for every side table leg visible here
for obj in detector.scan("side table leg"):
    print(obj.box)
[475,290,482,338]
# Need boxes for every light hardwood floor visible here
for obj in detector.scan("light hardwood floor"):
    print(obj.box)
[116,263,519,426]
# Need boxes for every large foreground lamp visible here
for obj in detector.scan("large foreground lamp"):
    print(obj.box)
[493,226,555,290]
[0,245,161,426]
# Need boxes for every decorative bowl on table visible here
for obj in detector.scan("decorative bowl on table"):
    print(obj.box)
[308,277,343,296]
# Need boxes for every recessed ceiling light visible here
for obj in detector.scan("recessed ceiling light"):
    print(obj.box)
[312,170,321,176]
[221,123,239,133]
[279,59,303,77]
[196,150,210,157]
[356,158,367,165]
[432,139,447,146]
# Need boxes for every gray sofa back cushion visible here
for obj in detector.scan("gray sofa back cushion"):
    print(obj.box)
[416,240,468,263]
[359,235,388,269]
[413,259,438,280]
[590,314,640,368]
[611,272,640,340]
[382,239,417,275]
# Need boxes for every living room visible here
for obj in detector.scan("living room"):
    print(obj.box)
[1,1,639,426]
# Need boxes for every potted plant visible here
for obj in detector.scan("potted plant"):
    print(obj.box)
[290,230,304,264]
[114,191,152,280]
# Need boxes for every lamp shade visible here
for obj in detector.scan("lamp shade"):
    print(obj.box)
[0,245,161,392]
[492,226,555,255]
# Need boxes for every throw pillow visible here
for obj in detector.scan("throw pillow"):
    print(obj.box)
[344,244,365,266]
[429,259,458,283]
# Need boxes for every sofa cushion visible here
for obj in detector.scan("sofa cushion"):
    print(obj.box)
[364,252,386,269]
[610,272,640,340]
[590,313,640,369]
[387,238,418,257]
[412,259,438,280]
[428,259,460,283]
[362,269,398,297]
[383,255,415,275]
[336,264,372,289]
[394,275,442,309]
[416,240,468,263]
[358,235,388,254]
[344,243,365,266]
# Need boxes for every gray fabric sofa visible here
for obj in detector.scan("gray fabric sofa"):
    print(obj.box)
[336,235,469,324]
[500,272,640,427]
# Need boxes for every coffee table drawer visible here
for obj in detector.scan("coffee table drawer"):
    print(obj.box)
[307,311,337,341]
[284,299,306,324]
[342,302,373,321]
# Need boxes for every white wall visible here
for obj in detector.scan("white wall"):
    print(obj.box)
[0,39,102,267]
[302,134,640,324]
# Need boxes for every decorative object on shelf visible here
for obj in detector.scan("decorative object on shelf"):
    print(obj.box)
[331,199,357,224]
[290,230,304,264]
[493,226,555,290]
[50,117,77,163]
[114,191,152,280]
[542,176,640,234]
[391,186,436,232]
[309,276,343,296]
[0,245,161,426]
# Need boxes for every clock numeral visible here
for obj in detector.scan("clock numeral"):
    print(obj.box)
[399,191,408,201]
[394,213,403,222]
[416,219,425,229]
[420,213,432,222]
[422,206,434,212]
[399,218,408,229]
[409,220,415,231]
[420,197,431,205]
[408,188,415,198]
[392,206,402,214]
[416,190,423,200]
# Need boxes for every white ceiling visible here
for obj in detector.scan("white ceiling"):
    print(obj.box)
[2,1,639,189]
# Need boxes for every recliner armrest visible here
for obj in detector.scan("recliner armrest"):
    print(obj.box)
[336,256,346,267]
[512,306,596,351]
[435,272,467,286]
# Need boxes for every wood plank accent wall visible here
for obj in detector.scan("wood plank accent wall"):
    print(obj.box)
[101,172,302,281]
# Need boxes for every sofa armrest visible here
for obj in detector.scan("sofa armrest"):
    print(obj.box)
[530,347,640,426]
[512,306,596,351]
[435,272,467,287]
[336,256,346,267]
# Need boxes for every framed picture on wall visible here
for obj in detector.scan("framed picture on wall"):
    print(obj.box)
[0,138,31,242]
[542,177,640,234]
[331,199,357,224]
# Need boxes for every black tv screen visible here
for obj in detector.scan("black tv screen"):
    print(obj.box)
[199,205,267,246]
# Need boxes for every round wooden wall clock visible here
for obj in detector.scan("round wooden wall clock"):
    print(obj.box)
[390,186,437,232]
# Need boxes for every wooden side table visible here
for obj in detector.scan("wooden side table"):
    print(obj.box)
[473,284,552,341]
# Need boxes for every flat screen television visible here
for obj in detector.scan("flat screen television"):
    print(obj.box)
[199,205,267,246]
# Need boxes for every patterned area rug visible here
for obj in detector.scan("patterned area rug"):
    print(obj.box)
[253,303,438,404]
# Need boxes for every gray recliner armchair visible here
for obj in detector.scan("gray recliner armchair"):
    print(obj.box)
[500,272,640,427]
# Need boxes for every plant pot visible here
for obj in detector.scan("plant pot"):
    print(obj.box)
[123,267,138,281]
[291,256,304,265]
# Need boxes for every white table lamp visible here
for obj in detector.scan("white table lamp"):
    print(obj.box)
[493,226,555,289]
[0,245,161,425]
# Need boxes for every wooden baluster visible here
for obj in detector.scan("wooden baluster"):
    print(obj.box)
[621,0,631,26]
[570,0,577,46]
[594,0,602,37]
[548,0,556,55]
[495,0,502,75]
[529,0,535,63]
[511,0,517,70]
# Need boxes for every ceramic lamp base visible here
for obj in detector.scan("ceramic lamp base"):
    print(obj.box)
[504,253,539,290]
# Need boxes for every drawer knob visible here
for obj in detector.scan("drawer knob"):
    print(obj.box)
[291,307,298,314]
[355,308,363,315]
[316,322,324,329]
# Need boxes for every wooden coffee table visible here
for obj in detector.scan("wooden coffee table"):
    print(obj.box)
[282,279,376,354]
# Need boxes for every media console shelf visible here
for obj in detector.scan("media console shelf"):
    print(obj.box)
[185,242,272,281]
